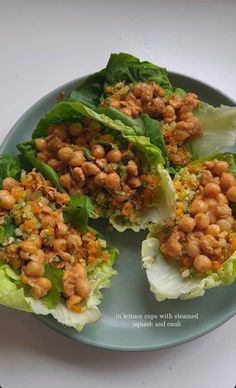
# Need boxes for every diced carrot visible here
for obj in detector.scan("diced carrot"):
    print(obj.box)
[31,201,41,215]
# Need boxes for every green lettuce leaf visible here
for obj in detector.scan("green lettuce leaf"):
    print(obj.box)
[17,141,65,193]
[42,264,63,309]
[98,107,168,164]
[0,261,32,311]
[70,69,106,108]
[0,154,22,188]
[104,53,173,94]
[189,102,236,160]
[63,195,94,233]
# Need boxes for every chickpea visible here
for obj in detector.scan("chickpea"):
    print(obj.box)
[217,219,232,232]
[186,241,200,258]
[127,176,142,189]
[193,255,212,273]
[104,173,121,190]
[55,222,68,237]
[206,224,221,236]
[94,172,107,186]
[35,138,47,151]
[59,173,72,189]
[190,199,208,215]
[174,129,190,144]
[82,161,100,176]
[68,122,83,136]
[106,149,122,163]
[163,105,175,118]
[31,249,45,264]
[91,144,105,159]
[126,160,138,176]
[178,216,196,233]
[200,234,217,255]
[0,191,16,210]
[2,177,18,191]
[58,146,74,161]
[204,161,214,170]
[70,151,86,167]
[206,210,217,224]
[194,213,210,230]
[20,240,38,254]
[204,198,217,209]
[165,239,182,257]
[53,238,67,252]
[201,170,213,186]
[73,167,85,182]
[32,278,51,299]
[24,261,45,277]
[214,204,232,218]
[220,172,236,190]
[212,161,229,176]
[216,193,228,204]
[67,234,82,250]
[74,263,87,278]
[58,251,73,262]
[169,95,182,109]
[75,278,91,298]
[204,182,221,197]
[226,186,236,203]
[66,295,83,312]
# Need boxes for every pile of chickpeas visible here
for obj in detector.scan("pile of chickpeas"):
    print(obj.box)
[0,172,109,313]
[160,159,236,275]
[35,120,158,221]
[102,81,203,166]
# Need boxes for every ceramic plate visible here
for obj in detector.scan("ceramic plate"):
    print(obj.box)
[1,73,235,351]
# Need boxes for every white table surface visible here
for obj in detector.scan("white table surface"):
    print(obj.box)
[0,1,236,387]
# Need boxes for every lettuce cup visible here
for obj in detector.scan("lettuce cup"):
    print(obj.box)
[0,157,118,331]
[18,101,175,232]
[142,153,236,300]
[70,53,236,167]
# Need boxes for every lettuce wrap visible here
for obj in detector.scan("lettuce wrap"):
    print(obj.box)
[142,153,236,300]
[0,155,119,331]
[69,53,236,167]
[18,101,175,231]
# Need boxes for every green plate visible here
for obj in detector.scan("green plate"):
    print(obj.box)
[1,73,235,351]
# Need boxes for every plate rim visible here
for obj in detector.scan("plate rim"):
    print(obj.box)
[0,71,236,352]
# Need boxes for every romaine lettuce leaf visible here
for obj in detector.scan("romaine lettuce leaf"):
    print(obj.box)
[189,102,236,159]
[0,154,22,188]
[70,69,106,108]
[17,141,66,193]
